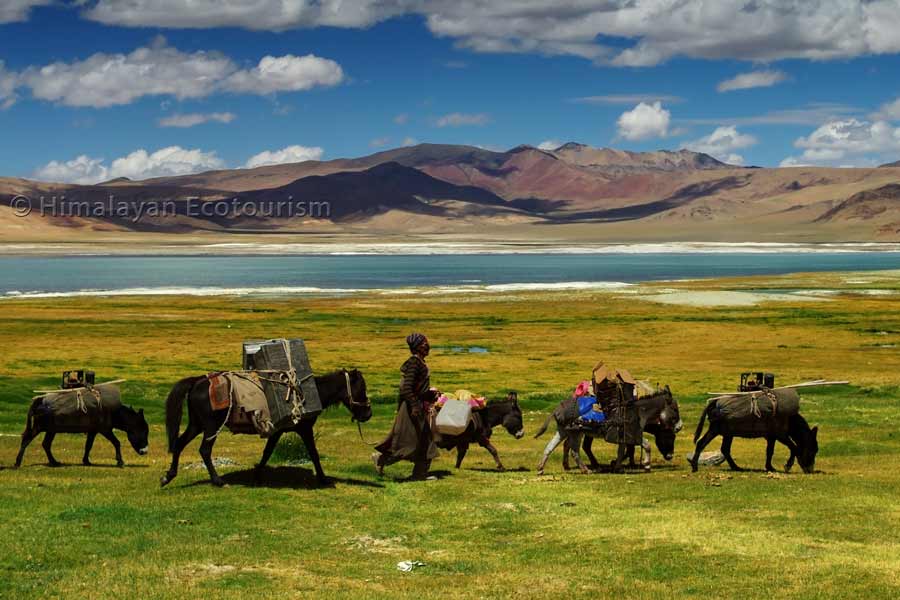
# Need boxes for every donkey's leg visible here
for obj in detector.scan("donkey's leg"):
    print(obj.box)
[478,436,505,471]
[582,436,601,470]
[690,428,719,472]
[623,444,637,468]
[562,437,571,470]
[569,433,590,474]
[537,430,564,475]
[299,424,328,484]
[777,435,799,473]
[455,442,469,469]
[198,434,225,487]
[640,438,652,472]
[160,421,201,487]
[82,432,97,466]
[42,432,62,467]
[98,431,124,467]
[721,436,743,471]
[611,444,628,474]
[14,422,38,468]
[254,430,284,481]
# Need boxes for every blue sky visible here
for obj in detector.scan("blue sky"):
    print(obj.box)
[1,1,900,183]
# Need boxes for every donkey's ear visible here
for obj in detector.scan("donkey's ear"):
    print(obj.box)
[811,426,818,436]
[139,408,144,415]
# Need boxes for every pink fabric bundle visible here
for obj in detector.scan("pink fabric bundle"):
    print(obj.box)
[573,380,592,398]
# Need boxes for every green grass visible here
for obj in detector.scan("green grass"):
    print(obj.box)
[1,271,900,598]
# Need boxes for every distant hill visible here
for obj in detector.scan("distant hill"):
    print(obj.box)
[3,142,900,241]
[880,160,900,168]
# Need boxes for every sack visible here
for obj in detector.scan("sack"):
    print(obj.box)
[225,372,276,437]
[715,389,800,421]
[38,385,122,429]
[435,399,472,435]
[245,338,322,431]
[40,385,122,418]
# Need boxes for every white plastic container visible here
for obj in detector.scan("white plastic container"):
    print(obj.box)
[435,399,472,435]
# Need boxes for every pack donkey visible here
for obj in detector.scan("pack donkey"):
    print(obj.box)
[690,396,819,473]
[535,386,682,474]
[15,399,149,468]
[160,369,372,487]
[434,392,525,471]
[563,387,683,471]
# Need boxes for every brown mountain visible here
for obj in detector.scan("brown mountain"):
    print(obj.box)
[3,142,900,242]
[880,160,900,168]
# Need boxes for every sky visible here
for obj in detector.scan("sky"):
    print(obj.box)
[1,1,900,184]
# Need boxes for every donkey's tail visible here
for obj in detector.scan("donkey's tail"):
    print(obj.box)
[693,400,714,443]
[166,376,203,453]
[533,412,554,439]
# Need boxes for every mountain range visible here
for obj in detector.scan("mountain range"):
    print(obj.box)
[2,142,900,242]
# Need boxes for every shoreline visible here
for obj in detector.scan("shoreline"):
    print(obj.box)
[3,240,900,257]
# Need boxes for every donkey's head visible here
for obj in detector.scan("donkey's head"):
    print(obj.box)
[118,406,149,456]
[500,391,525,439]
[342,369,372,423]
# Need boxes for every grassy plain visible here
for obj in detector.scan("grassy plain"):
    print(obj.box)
[1,271,899,599]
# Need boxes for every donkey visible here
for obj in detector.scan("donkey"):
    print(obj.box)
[160,369,372,488]
[14,400,149,468]
[563,387,683,472]
[690,399,819,473]
[535,387,682,475]
[434,392,525,471]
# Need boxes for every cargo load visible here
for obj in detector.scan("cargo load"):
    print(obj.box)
[36,384,122,429]
[242,339,322,431]
[712,388,801,421]
[435,398,472,435]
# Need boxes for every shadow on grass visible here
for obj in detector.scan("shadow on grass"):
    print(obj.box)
[207,466,386,489]
[467,466,530,473]
[12,462,148,469]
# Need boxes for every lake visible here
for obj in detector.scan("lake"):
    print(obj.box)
[2,252,900,298]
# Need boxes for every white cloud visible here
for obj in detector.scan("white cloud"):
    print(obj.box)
[682,103,860,127]
[74,2,900,67]
[872,98,900,121]
[370,137,391,148]
[780,118,900,166]
[616,101,670,141]
[537,140,563,151]
[401,137,418,147]
[244,145,324,168]
[717,70,788,92]
[394,113,409,125]
[0,61,18,109]
[0,0,50,24]
[84,0,404,30]
[158,112,236,128]
[13,39,343,108]
[33,146,226,184]
[435,112,490,127]
[571,94,683,105]
[224,54,343,94]
[681,126,757,165]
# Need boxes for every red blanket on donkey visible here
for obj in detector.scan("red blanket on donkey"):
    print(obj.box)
[208,372,231,411]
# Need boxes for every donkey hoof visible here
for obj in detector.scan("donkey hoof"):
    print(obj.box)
[116,461,125,468]
[82,460,92,467]
[160,474,173,487]
[496,466,506,472]
[211,478,226,488]
[48,461,62,468]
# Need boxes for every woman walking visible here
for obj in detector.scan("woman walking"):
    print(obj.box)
[373,333,438,480]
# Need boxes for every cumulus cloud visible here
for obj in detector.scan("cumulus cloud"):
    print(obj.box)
[616,101,670,141]
[393,113,409,125]
[369,137,391,148]
[435,112,490,127]
[41,2,900,67]
[0,0,50,24]
[537,140,563,151]
[11,39,343,108]
[244,145,324,168]
[401,137,418,147]
[33,146,226,184]
[717,70,788,92]
[681,126,757,165]
[158,112,236,128]
[224,54,343,94]
[84,0,405,30]
[780,118,900,166]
